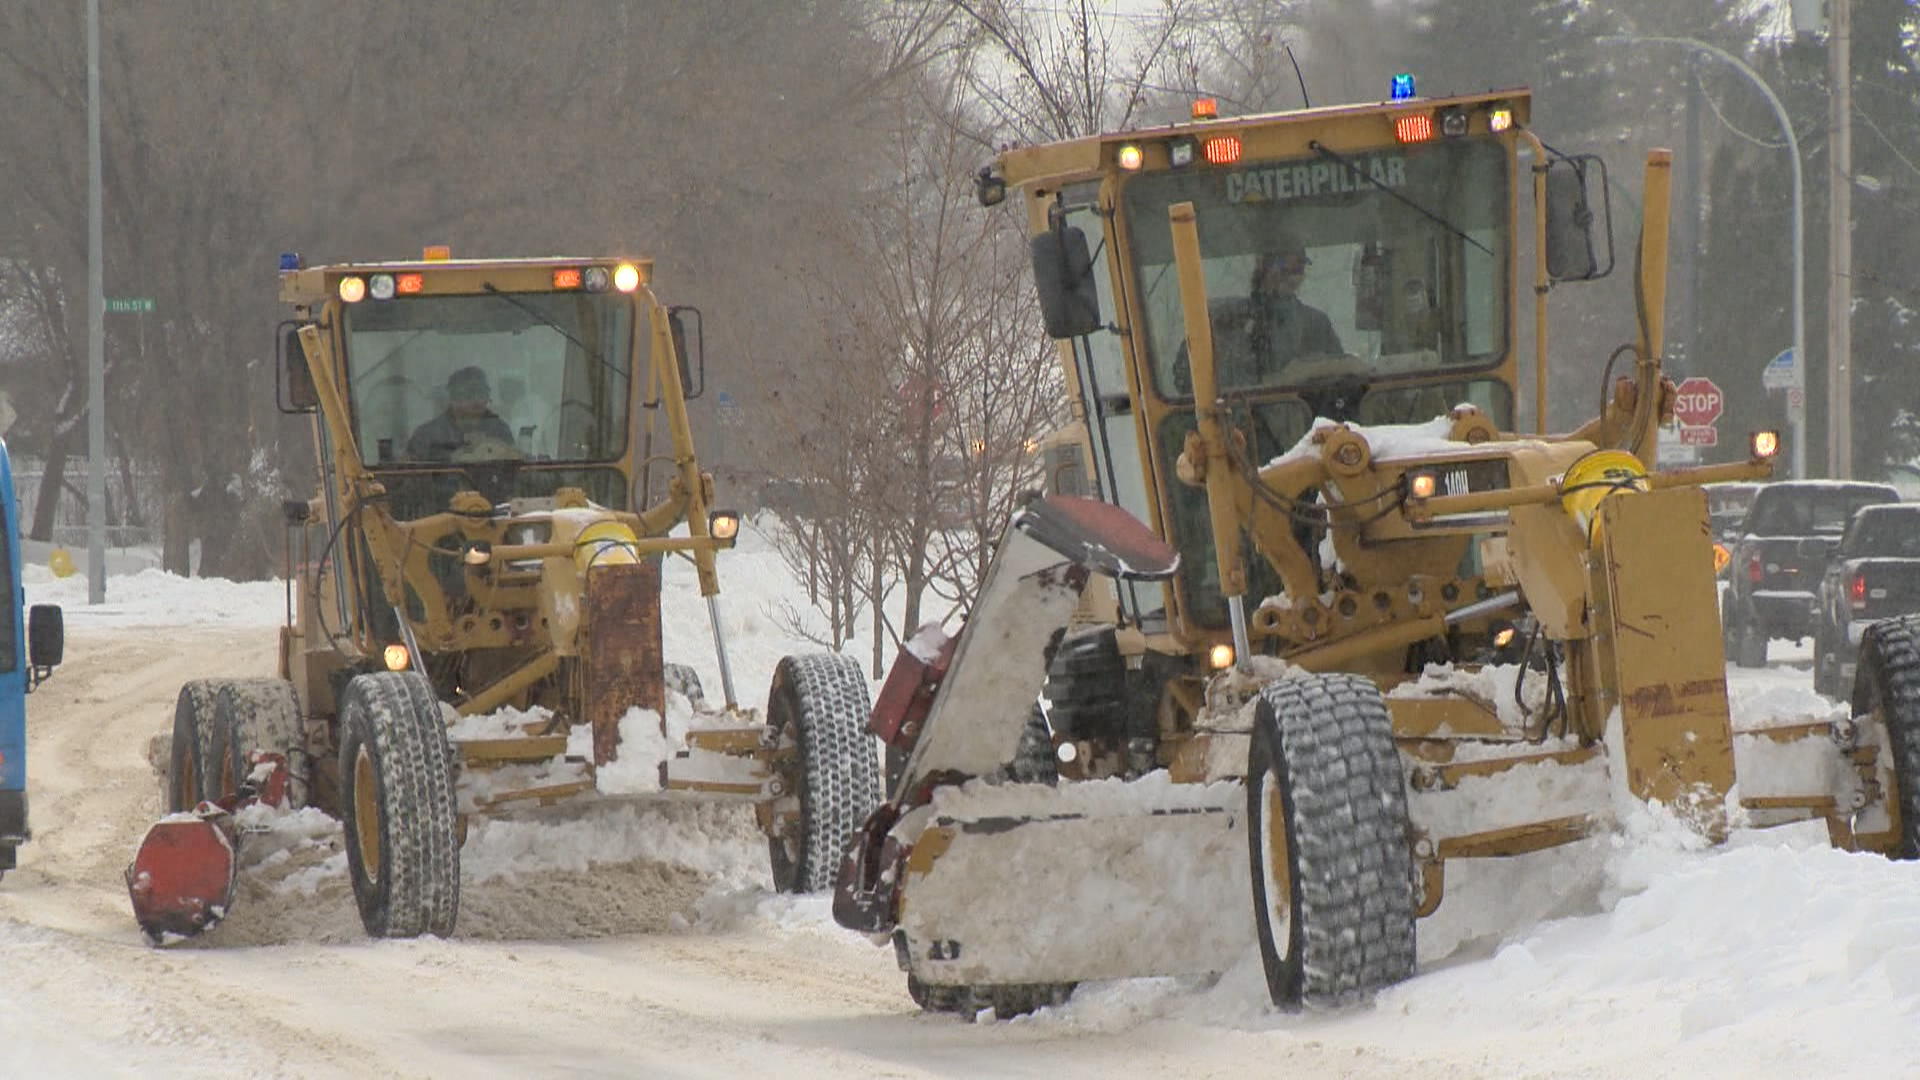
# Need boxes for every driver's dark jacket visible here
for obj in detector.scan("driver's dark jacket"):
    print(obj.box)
[406,410,516,461]
[1174,296,1346,395]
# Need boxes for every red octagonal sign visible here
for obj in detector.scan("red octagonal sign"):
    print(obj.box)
[1673,376,1724,428]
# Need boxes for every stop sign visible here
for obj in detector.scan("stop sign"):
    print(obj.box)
[1673,376,1724,427]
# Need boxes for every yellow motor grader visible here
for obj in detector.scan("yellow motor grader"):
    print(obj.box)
[836,83,1917,1018]
[129,252,879,942]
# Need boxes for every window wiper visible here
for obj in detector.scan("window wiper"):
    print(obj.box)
[480,283,628,383]
[1309,140,1493,258]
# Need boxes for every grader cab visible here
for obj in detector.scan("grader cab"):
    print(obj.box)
[832,84,1913,1018]
[129,252,880,942]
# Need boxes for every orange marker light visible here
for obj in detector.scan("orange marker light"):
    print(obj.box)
[422,245,451,261]
[397,273,425,295]
[1203,136,1242,165]
[1394,113,1435,143]
[553,267,583,289]
[1191,98,1219,121]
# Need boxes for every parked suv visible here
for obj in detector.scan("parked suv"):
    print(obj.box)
[1721,480,1900,667]
[1812,502,1920,696]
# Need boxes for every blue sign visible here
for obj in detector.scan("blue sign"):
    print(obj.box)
[1762,348,1798,391]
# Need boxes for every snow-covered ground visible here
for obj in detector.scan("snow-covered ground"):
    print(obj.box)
[6,521,1917,1077]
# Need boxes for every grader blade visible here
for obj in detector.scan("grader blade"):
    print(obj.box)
[126,813,237,944]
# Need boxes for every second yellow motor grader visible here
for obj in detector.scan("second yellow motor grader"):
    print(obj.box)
[835,83,1917,1018]
[130,253,880,942]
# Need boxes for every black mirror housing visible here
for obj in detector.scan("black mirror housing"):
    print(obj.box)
[1030,226,1101,340]
[28,604,62,670]
[1544,154,1615,283]
[668,306,705,400]
[276,321,320,413]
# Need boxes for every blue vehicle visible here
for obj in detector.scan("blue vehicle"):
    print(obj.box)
[0,436,64,878]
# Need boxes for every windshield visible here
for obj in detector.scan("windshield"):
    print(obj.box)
[1746,485,1900,536]
[1123,139,1509,400]
[344,291,635,468]
[1844,507,1920,555]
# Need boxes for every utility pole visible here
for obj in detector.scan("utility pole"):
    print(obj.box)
[1825,0,1853,478]
[86,0,106,604]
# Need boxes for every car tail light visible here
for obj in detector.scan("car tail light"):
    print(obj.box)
[1850,572,1868,611]
[1747,553,1764,584]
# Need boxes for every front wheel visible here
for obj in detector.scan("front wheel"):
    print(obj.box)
[338,671,460,938]
[1248,674,1416,1010]
[765,654,881,893]
[1856,615,1920,858]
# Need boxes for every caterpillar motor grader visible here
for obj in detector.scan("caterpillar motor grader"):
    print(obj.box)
[834,82,1920,1018]
[128,252,880,943]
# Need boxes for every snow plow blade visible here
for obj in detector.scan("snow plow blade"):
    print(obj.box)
[897,778,1251,986]
[126,813,237,944]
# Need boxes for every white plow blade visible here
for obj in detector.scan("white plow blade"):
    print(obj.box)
[899,776,1252,986]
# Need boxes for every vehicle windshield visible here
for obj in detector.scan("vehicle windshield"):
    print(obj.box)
[1745,485,1900,536]
[1844,508,1920,556]
[1123,139,1509,400]
[343,290,634,468]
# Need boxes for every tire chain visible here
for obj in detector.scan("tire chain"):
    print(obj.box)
[344,672,460,938]
[775,653,881,893]
[1256,673,1417,1009]
[1859,614,1920,858]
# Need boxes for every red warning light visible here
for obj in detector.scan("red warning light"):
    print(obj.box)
[553,268,583,289]
[1394,113,1435,143]
[1203,136,1243,165]
[396,273,425,295]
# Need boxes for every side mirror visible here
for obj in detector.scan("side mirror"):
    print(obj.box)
[1544,154,1615,283]
[276,320,320,413]
[668,306,705,401]
[28,604,62,670]
[1030,225,1101,340]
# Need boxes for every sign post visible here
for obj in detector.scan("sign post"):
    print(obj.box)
[1760,347,1805,480]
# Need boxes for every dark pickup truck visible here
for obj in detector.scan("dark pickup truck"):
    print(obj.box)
[1813,502,1920,696]
[1721,480,1901,667]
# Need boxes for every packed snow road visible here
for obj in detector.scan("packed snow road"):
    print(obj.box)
[5,555,1918,1077]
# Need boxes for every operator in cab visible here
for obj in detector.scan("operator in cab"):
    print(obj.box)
[1244,237,1344,369]
[407,365,516,462]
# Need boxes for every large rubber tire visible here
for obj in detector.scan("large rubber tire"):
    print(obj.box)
[167,680,226,812]
[1855,615,1920,859]
[664,662,707,710]
[766,653,881,894]
[1042,627,1125,740]
[1733,616,1768,669]
[215,678,307,809]
[338,671,461,938]
[1248,674,1416,1010]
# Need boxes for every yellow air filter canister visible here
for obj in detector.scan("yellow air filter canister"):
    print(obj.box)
[574,520,640,573]
[1559,449,1649,545]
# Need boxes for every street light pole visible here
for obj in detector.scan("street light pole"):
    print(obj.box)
[1599,35,1807,480]
[1826,0,1852,477]
[86,0,106,603]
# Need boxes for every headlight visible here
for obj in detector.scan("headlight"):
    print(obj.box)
[383,644,411,671]
[708,510,741,545]
[1208,642,1234,670]
[1750,430,1781,460]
